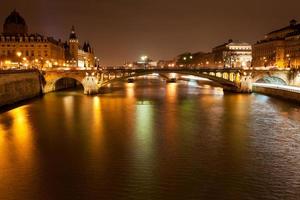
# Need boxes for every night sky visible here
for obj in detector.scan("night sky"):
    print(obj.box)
[1,0,300,65]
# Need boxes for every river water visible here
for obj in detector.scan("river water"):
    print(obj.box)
[1,78,300,200]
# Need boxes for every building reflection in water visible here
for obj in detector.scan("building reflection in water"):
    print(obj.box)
[90,96,104,151]
[126,83,135,99]
[0,106,35,197]
[1,78,300,199]
[0,106,34,163]
[63,96,75,130]
[166,83,177,103]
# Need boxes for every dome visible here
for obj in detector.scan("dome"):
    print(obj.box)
[3,10,28,35]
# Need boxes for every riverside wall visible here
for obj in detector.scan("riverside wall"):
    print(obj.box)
[253,85,300,103]
[0,70,43,108]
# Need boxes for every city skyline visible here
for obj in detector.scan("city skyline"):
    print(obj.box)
[1,0,300,65]
[1,1,300,199]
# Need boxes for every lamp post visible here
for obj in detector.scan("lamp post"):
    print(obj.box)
[22,57,28,69]
[263,57,267,68]
[16,51,22,69]
[286,54,291,68]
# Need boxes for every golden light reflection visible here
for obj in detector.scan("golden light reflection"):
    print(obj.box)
[0,106,34,171]
[91,96,104,151]
[221,95,250,164]
[63,96,74,128]
[166,83,177,103]
[126,83,135,99]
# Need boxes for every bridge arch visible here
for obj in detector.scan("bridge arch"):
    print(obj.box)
[251,71,290,86]
[44,76,86,93]
[254,76,287,85]
[100,70,240,91]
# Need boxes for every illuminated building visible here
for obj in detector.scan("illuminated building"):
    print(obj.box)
[65,26,95,68]
[252,19,300,68]
[0,10,96,69]
[179,40,252,69]
[157,60,175,68]
[176,52,195,67]
[0,10,65,69]
[212,40,252,68]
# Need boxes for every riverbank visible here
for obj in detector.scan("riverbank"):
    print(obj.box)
[0,69,43,107]
[253,83,300,103]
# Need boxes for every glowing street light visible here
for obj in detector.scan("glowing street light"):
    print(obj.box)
[5,60,11,67]
[16,51,22,57]
[16,51,22,68]
[140,55,149,69]
[141,55,148,62]
[286,54,291,68]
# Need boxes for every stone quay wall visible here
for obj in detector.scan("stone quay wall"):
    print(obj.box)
[0,70,43,107]
[253,85,300,103]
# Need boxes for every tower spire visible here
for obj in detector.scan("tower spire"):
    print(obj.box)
[69,25,77,40]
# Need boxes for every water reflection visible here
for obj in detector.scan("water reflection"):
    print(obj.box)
[0,106,36,199]
[166,83,177,103]
[0,79,300,200]
[0,106,34,162]
[90,96,103,150]
[126,83,135,99]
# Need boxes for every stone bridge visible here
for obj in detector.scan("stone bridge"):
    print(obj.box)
[42,68,300,95]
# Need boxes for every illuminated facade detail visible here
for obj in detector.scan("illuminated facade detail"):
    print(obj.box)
[212,40,252,68]
[175,40,252,69]
[0,10,65,69]
[0,10,96,69]
[252,19,300,69]
[65,26,95,69]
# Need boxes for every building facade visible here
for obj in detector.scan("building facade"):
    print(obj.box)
[0,10,95,69]
[212,40,252,68]
[0,10,65,69]
[65,26,95,68]
[174,40,252,69]
[252,19,300,69]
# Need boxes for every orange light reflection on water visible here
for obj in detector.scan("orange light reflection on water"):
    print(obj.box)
[166,83,177,103]
[0,106,34,184]
[91,96,104,149]
[126,83,135,99]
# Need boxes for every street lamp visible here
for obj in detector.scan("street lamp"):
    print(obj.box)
[286,54,291,68]
[16,51,22,69]
[263,57,267,68]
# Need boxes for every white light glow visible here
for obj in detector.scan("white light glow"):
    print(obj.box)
[181,75,210,81]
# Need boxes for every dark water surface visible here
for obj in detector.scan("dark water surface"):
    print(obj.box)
[1,79,300,200]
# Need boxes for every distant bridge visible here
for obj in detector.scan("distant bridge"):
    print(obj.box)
[42,68,300,95]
